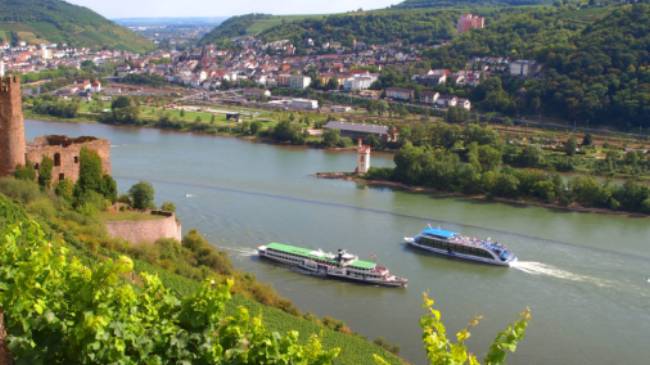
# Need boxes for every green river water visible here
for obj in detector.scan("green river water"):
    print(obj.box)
[26,120,650,364]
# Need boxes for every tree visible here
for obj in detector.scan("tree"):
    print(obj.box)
[38,156,53,190]
[564,136,577,156]
[161,201,176,213]
[250,121,262,135]
[322,128,341,147]
[582,133,593,146]
[272,121,305,144]
[129,181,155,210]
[101,175,118,203]
[110,96,140,124]
[73,148,104,204]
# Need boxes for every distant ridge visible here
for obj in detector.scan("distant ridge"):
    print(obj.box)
[0,0,154,52]
[395,0,554,8]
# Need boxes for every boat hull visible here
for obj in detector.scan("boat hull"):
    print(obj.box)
[404,237,516,267]
[258,249,407,288]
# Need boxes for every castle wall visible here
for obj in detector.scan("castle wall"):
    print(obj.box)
[26,138,112,183]
[0,76,26,176]
[105,214,182,245]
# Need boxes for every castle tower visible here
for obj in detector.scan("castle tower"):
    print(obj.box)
[0,76,26,176]
[356,139,371,175]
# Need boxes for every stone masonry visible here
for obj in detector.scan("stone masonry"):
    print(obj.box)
[26,135,112,183]
[0,76,111,183]
[0,76,25,176]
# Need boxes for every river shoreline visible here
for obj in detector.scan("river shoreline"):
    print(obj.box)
[315,172,650,218]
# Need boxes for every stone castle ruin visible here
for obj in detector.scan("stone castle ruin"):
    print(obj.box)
[0,76,111,182]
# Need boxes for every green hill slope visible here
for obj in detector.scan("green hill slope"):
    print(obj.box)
[200,9,458,46]
[0,0,153,52]
[395,0,553,8]
[0,183,406,365]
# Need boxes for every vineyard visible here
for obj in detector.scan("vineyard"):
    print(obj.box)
[0,190,529,364]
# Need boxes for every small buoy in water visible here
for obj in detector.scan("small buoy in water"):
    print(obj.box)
[185,193,194,198]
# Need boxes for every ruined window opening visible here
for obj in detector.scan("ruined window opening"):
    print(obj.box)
[34,163,40,170]
[74,156,79,164]
[54,153,61,166]
[58,173,65,181]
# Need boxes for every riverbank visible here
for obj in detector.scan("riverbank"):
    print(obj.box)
[315,172,650,217]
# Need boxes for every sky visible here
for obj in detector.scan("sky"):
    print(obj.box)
[66,0,400,19]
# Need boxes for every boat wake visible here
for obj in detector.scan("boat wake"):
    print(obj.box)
[219,246,258,257]
[511,261,614,288]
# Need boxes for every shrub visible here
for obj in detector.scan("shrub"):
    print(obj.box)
[129,181,155,210]
[160,201,176,213]
[13,164,36,181]
[38,156,53,189]
[0,177,41,204]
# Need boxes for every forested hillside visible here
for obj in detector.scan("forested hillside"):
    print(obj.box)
[395,0,552,8]
[200,10,458,47]
[258,10,457,46]
[427,3,649,128]
[0,0,153,52]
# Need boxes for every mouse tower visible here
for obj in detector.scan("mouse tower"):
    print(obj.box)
[0,75,26,176]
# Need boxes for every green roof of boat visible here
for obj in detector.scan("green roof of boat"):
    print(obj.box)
[266,242,376,270]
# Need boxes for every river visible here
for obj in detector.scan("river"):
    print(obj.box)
[25,120,650,365]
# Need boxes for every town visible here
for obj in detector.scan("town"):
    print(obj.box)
[2,13,543,118]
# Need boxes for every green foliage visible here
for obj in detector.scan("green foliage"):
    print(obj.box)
[427,3,650,129]
[397,0,552,8]
[0,196,340,364]
[322,128,342,147]
[0,177,41,204]
[272,120,306,144]
[128,181,155,210]
[13,164,36,182]
[74,147,104,205]
[32,95,80,118]
[54,179,74,202]
[0,0,153,52]
[160,201,176,213]
[379,120,650,213]
[375,294,530,365]
[199,14,274,45]
[564,136,578,156]
[202,10,457,47]
[108,96,141,124]
[37,156,53,190]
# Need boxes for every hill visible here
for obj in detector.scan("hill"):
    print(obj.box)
[199,9,459,47]
[0,179,406,365]
[198,13,326,45]
[394,0,553,8]
[0,0,154,52]
[425,3,649,128]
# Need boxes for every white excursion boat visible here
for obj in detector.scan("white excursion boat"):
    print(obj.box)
[405,226,517,267]
[257,242,408,288]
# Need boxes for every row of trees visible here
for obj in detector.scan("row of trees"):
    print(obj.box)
[31,96,81,119]
[368,142,650,213]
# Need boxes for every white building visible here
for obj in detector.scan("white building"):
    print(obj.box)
[509,60,540,77]
[289,98,318,110]
[289,75,312,89]
[343,74,378,91]
[0,60,4,77]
